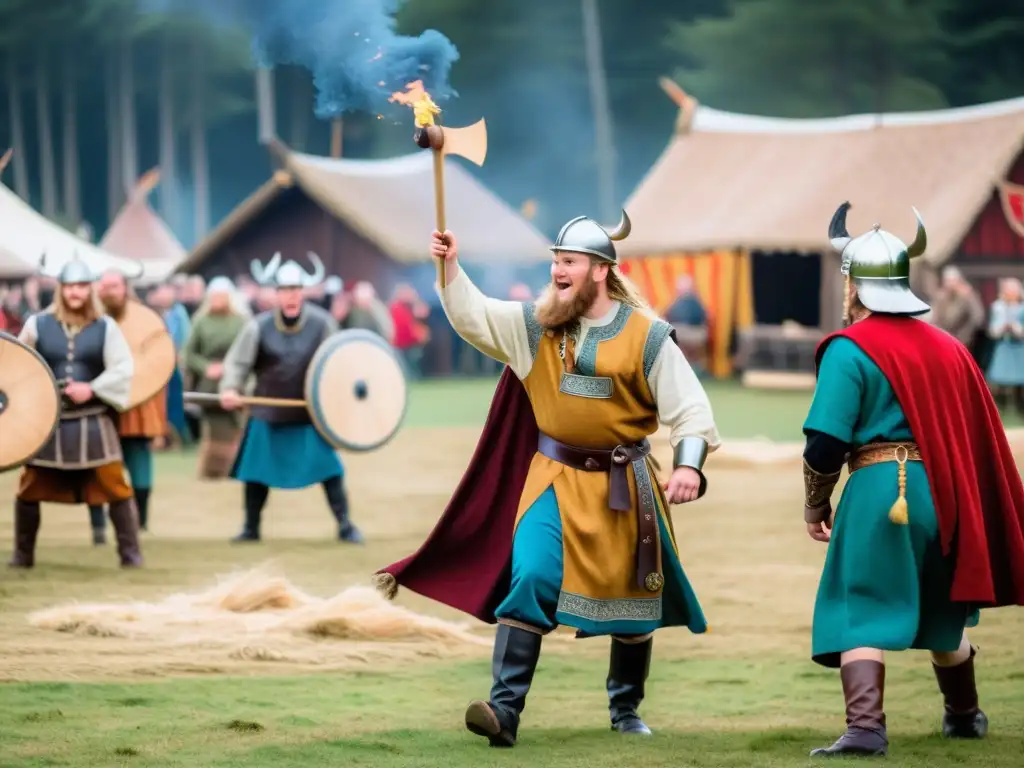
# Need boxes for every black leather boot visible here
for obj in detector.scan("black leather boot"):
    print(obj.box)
[88,504,107,545]
[232,483,267,542]
[107,499,143,568]
[933,645,988,738]
[323,476,363,544]
[608,635,653,735]
[464,623,543,747]
[9,500,41,568]
[810,660,888,757]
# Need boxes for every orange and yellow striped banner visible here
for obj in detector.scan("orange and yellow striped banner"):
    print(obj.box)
[620,250,754,377]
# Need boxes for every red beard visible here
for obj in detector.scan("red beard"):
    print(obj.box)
[534,270,599,331]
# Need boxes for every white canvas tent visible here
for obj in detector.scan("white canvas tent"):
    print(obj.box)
[0,183,177,285]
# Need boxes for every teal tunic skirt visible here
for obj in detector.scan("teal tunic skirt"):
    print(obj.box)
[493,485,708,637]
[806,337,979,668]
[231,418,343,489]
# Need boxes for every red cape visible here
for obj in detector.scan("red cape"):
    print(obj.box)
[376,367,537,623]
[818,315,1024,607]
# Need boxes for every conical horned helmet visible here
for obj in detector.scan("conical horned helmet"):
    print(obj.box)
[550,209,632,263]
[828,201,930,317]
[250,251,325,289]
[38,251,144,285]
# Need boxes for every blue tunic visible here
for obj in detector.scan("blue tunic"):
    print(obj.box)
[494,485,708,637]
[986,300,1024,385]
[230,417,343,489]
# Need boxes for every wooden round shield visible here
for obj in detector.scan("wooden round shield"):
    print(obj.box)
[0,332,61,472]
[304,329,408,452]
[119,300,176,409]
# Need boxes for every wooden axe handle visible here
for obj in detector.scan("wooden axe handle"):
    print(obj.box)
[432,148,448,289]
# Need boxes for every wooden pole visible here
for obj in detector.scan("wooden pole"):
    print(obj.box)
[581,0,616,224]
[432,147,447,289]
[183,392,306,409]
[331,117,343,158]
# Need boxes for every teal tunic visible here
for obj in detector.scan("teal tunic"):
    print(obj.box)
[804,338,979,667]
[494,486,707,637]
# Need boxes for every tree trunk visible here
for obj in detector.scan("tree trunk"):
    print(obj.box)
[6,54,30,200]
[105,53,123,222]
[159,33,178,233]
[34,52,58,219]
[289,68,310,151]
[255,65,275,144]
[62,55,81,225]
[580,0,616,225]
[191,43,209,240]
[119,37,138,198]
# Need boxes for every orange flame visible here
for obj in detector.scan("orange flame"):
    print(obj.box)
[388,80,440,127]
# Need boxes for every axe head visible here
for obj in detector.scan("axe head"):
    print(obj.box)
[441,119,487,166]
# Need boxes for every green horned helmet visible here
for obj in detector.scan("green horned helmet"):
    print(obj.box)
[828,201,930,317]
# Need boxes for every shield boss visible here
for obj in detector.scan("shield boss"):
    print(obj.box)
[305,329,408,452]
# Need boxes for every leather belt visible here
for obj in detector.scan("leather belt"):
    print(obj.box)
[848,441,921,473]
[537,433,662,593]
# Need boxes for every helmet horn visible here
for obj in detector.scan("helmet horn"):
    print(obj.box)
[606,209,631,241]
[251,251,281,284]
[303,251,325,286]
[906,207,927,259]
[829,201,852,253]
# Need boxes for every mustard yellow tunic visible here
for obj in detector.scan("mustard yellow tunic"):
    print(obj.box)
[436,268,721,638]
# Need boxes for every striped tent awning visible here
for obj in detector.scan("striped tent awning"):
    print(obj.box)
[620,250,755,377]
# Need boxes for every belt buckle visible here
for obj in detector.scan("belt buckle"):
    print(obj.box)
[611,445,630,465]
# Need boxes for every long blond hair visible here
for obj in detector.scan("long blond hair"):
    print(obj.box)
[47,284,104,325]
[605,264,651,312]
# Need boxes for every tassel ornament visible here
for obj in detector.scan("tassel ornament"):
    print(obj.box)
[888,446,909,525]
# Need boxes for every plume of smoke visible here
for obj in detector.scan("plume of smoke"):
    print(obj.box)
[139,0,459,119]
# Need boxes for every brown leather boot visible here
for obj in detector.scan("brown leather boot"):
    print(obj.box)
[107,499,143,568]
[8,500,41,568]
[933,645,988,738]
[810,660,888,757]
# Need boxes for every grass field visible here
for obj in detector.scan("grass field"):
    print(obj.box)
[0,377,1022,767]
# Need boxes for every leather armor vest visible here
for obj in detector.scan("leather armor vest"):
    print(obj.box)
[34,313,107,413]
[251,307,328,425]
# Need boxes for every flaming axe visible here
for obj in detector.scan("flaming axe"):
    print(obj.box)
[389,81,487,288]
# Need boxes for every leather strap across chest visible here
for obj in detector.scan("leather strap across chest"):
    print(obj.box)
[537,433,662,593]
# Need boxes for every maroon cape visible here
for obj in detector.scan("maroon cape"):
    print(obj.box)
[817,314,1024,607]
[376,367,538,622]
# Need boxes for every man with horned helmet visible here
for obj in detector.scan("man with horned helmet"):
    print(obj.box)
[218,252,363,544]
[800,202,1024,757]
[9,255,144,568]
[375,212,721,746]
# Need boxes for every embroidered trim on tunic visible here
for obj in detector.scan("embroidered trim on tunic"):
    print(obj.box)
[575,304,633,377]
[559,372,613,399]
[522,302,543,359]
[633,457,657,531]
[557,591,662,622]
[642,319,674,380]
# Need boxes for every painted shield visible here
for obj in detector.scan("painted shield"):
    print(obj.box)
[0,332,61,472]
[999,182,1024,239]
[304,329,408,452]
[119,300,177,409]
